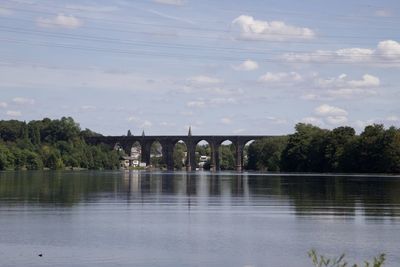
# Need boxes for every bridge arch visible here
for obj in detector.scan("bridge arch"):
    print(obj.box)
[219,140,236,170]
[242,139,256,170]
[149,140,165,169]
[195,139,211,170]
[173,140,187,170]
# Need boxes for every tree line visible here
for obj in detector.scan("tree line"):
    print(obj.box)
[247,123,400,173]
[0,117,120,170]
[1,118,399,173]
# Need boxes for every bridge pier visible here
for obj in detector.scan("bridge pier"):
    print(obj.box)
[161,141,174,171]
[215,143,221,171]
[141,141,152,167]
[186,143,196,172]
[235,141,244,172]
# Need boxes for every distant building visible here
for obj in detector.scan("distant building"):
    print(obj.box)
[131,146,141,161]
[198,155,210,168]
[120,156,134,168]
[120,145,145,168]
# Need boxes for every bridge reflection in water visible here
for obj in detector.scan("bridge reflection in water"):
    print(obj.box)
[1,171,400,218]
[85,131,274,171]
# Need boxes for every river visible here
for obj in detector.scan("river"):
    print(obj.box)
[0,171,399,266]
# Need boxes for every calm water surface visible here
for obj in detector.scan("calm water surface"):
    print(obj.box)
[0,171,399,267]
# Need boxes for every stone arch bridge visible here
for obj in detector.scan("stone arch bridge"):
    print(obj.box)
[85,134,273,171]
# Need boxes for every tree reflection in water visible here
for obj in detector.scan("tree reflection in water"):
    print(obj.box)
[0,171,400,219]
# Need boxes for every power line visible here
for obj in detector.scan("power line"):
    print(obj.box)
[1,37,399,65]
[1,25,400,58]
[1,16,398,51]
[1,5,400,40]
[5,0,400,23]
[0,25,392,56]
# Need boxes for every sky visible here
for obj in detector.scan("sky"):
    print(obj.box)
[0,0,399,135]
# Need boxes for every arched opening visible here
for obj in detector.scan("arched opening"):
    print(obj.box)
[219,140,235,170]
[150,140,165,169]
[115,142,131,169]
[195,140,211,170]
[113,143,129,169]
[130,141,142,168]
[242,140,255,170]
[173,140,187,170]
[114,142,124,153]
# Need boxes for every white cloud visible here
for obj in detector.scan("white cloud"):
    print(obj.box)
[259,72,302,83]
[209,97,236,104]
[325,116,348,125]
[65,5,118,13]
[301,116,323,126]
[283,40,400,66]
[375,9,392,17]
[316,74,380,88]
[6,110,22,117]
[13,97,35,105]
[376,40,400,60]
[36,14,83,29]
[180,111,193,116]
[159,121,176,127]
[153,0,185,6]
[127,116,138,122]
[347,74,380,87]
[386,115,399,122]
[315,104,348,116]
[186,97,236,109]
[233,60,259,71]
[232,15,315,41]
[188,75,221,84]
[0,102,7,108]
[0,64,168,91]
[314,104,348,126]
[127,116,152,129]
[81,105,96,110]
[140,120,152,128]
[233,128,246,134]
[0,7,13,16]
[301,93,318,100]
[314,74,380,99]
[266,116,287,124]
[335,48,374,62]
[186,100,205,108]
[221,117,232,125]
[326,88,377,99]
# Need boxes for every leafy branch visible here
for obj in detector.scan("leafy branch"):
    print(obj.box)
[308,249,385,267]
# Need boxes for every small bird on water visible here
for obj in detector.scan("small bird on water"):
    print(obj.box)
[38,254,43,257]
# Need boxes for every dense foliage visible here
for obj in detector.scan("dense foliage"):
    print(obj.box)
[308,249,385,267]
[0,117,120,170]
[2,118,399,173]
[247,123,400,173]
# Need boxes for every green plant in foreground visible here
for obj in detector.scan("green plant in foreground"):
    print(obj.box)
[308,249,385,267]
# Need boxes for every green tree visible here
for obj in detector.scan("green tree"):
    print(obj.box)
[281,123,329,172]
[246,137,287,171]
[173,142,186,169]
[357,124,387,173]
[219,144,235,170]
[324,126,356,172]
[25,151,43,170]
[0,144,14,170]
[382,127,400,173]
